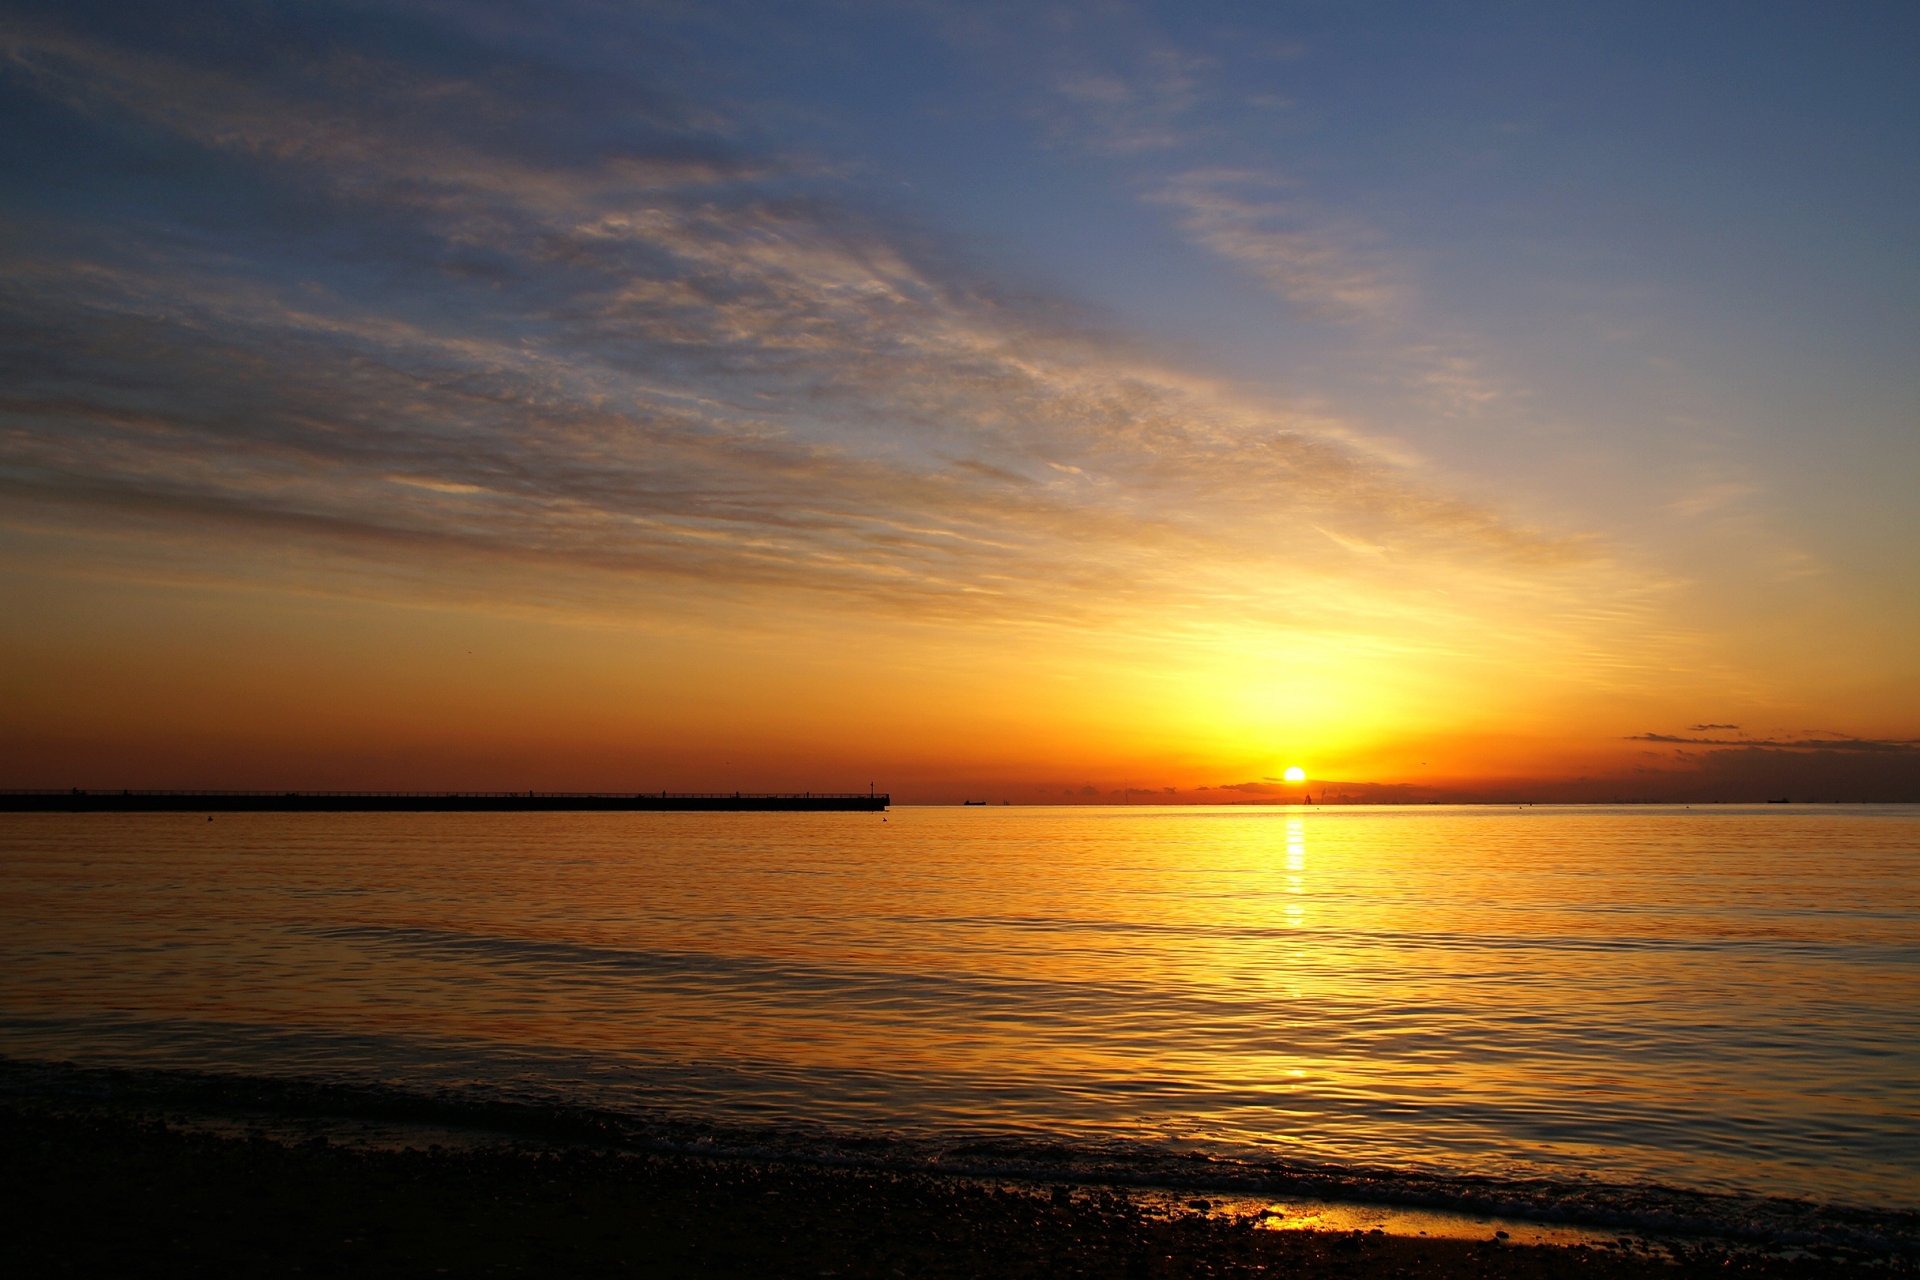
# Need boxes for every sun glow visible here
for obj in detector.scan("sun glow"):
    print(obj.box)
[1283,766,1307,783]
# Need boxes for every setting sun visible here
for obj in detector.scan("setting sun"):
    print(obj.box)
[1283,767,1307,783]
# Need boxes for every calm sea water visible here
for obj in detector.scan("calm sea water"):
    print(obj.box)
[2,805,1915,1217]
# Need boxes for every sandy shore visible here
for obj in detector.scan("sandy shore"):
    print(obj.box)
[4,1092,1903,1280]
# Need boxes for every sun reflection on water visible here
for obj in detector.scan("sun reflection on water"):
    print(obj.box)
[1284,816,1306,925]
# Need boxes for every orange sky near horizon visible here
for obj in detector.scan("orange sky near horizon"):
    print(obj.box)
[5,506,1912,801]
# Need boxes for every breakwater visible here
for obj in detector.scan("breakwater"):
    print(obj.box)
[0,789,888,812]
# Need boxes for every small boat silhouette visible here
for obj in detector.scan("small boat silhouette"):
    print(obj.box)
[963,799,987,806]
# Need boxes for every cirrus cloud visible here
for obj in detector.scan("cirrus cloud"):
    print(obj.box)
[0,1,1618,663]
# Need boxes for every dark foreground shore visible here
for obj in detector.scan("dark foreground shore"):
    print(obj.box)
[5,1100,1907,1280]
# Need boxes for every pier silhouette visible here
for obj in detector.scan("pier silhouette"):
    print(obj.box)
[0,789,889,813]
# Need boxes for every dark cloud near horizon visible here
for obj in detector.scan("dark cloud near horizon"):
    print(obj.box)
[1631,734,1920,754]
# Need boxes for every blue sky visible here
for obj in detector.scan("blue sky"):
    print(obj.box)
[2,0,1915,795]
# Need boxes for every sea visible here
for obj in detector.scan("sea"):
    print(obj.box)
[3,805,1915,1249]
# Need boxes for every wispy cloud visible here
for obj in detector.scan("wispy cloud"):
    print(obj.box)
[1401,347,1511,416]
[0,3,1611,653]
[923,0,1210,156]
[1041,46,1207,155]
[1149,169,1399,322]
[922,3,1401,322]
[1666,480,1758,519]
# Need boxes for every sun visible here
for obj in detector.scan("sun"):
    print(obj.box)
[1282,766,1306,783]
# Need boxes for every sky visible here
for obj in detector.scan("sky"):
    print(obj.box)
[2,0,1916,801]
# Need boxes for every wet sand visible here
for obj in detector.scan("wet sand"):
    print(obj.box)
[3,1096,1903,1280]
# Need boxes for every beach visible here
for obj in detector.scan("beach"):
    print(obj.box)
[5,1071,1900,1280]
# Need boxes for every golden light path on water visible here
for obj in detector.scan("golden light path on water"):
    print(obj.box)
[1,805,1915,1211]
